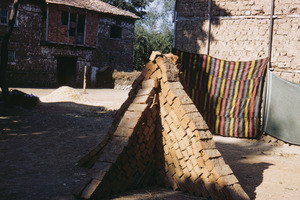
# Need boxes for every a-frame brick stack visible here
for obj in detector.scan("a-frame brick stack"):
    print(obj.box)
[73,52,250,200]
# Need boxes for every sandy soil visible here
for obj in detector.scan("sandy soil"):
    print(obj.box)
[0,88,300,200]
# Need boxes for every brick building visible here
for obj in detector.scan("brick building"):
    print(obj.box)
[174,0,299,83]
[0,0,138,87]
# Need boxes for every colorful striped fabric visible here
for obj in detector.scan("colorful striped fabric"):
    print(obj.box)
[173,49,269,138]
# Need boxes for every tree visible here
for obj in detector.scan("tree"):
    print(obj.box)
[133,0,175,69]
[101,0,154,18]
[0,0,20,102]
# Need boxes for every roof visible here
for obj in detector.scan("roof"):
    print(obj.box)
[45,0,139,19]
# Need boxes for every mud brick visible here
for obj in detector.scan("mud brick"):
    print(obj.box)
[168,123,176,134]
[169,110,181,128]
[114,126,134,138]
[149,51,162,61]
[206,157,227,172]
[197,157,205,168]
[156,56,169,73]
[185,159,193,172]
[132,95,152,104]
[145,61,158,71]
[182,165,191,178]
[177,126,187,140]
[173,141,179,150]
[190,156,198,167]
[142,79,155,89]
[186,145,194,157]
[166,91,176,105]
[194,130,213,140]
[225,184,250,200]
[161,82,170,96]
[119,111,142,129]
[127,103,148,112]
[136,87,154,97]
[150,68,162,80]
[195,178,210,198]
[180,104,198,115]
[178,140,186,152]
[164,102,172,113]
[217,174,239,188]
[180,114,191,130]
[200,139,216,150]
[81,179,101,199]
[174,164,184,178]
[181,149,189,159]
[167,81,184,90]
[201,149,222,162]
[172,89,194,105]
[175,148,184,160]
[131,74,144,90]
[187,113,209,131]
[184,177,197,195]
[211,164,234,178]
[191,138,203,155]
[158,92,167,105]
[103,137,128,154]
[162,121,171,133]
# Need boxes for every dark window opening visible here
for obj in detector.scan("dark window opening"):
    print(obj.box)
[110,25,122,39]
[76,14,85,44]
[8,50,15,62]
[0,9,8,24]
[61,11,68,25]
[69,13,76,36]
[57,57,77,86]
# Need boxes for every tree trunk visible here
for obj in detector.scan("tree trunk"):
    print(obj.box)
[0,0,20,102]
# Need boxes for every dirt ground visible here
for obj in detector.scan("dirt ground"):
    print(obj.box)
[0,88,300,200]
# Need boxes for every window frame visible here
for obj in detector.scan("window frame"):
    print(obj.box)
[0,8,8,25]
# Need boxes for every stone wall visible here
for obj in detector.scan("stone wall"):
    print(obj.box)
[74,53,249,200]
[175,0,300,83]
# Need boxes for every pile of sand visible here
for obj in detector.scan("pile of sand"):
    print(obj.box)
[40,86,89,104]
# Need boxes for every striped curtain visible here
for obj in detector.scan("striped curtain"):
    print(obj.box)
[173,49,269,138]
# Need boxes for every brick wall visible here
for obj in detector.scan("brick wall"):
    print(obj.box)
[75,52,249,200]
[175,0,300,83]
[2,1,135,87]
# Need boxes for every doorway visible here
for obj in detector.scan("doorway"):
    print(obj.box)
[57,57,77,86]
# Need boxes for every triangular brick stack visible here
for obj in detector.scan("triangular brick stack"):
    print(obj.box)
[73,52,250,200]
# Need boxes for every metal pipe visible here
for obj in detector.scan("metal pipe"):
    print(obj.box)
[206,0,212,55]
[268,0,275,69]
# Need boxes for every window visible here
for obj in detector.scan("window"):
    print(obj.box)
[0,8,8,25]
[8,50,15,63]
[110,25,122,39]
[61,11,68,25]
[69,13,76,36]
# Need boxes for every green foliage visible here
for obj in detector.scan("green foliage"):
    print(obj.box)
[133,0,175,70]
[101,0,154,18]
[133,26,173,70]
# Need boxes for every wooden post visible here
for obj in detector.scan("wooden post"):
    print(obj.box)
[83,65,87,94]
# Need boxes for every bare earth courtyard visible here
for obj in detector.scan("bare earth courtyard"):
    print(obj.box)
[0,88,300,200]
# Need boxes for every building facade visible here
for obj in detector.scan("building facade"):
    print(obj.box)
[174,0,299,83]
[0,0,138,87]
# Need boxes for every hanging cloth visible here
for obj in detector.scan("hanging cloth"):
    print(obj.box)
[263,70,300,145]
[173,48,269,138]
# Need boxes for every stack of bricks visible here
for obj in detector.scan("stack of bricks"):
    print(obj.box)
[73,52,250,200]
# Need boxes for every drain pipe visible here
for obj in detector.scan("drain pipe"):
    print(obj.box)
[268,0,275,70]
[173,0,177,49]
[206,0,212,55]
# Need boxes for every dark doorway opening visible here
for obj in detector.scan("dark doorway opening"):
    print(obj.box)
[57,57,77,86]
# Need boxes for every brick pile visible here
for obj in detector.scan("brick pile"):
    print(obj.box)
[73,52,250,200]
